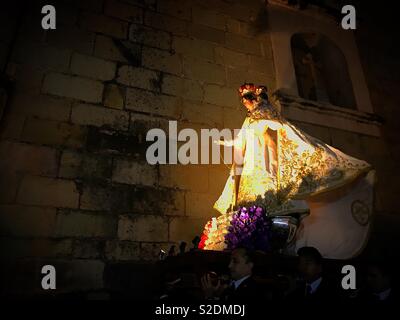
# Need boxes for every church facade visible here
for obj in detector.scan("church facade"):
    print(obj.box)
[0,0,398,297]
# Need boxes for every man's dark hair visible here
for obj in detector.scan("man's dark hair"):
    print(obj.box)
[297,246,323,265]
[233,247,256,264]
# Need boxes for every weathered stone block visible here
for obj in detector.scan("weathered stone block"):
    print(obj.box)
[47,25,95,55]
[0,141,58,177]
[172,36,215,61]
[248,55,275,76]
[215,47,248,68]
[71,103,129,130]
[8,65,44,95]
[0,238,73,260]
[226,66,276,92]
[226,17,241,34]
[208,166,230,196]
[105,240,140,260]
[80,12,128,39]
[225,33,262,55]
[261,37,274,60]
[129,24,171,50]
[204,84,239,108]
[186,192,217,219]
[223,106,247,129]
[0,205,57,237]
[104,0,143,23]
[80,184,112,211]
[144,11,187,36]
[86,126,147,157]
[169,217,208,244]
[188,24,225,44]
[192,5,226,31]
[112,159,157,187]
[9,92,71,122]
[130,113,167,142]
[12,42,71,72]
[181,100,224,127]
[141,242,171,261]
[72,239,103,259]
[116,65,160,91]
[59,150,113,181]
[125,87,181,118]
[118,214,168,241]
[162,74,203,101]
[42,73,104,103]
[55,210,117,237]
[183,56,226,85]
[159,165,209,193]
[21,118,87,148]
[17,176,79,208]
[126,185,185,216]
[94,35,132,63]
[0,172,21,204]
[70,53,116,81]
[142,46,182,75]
[104,84,125,109]
[157,0,191,21]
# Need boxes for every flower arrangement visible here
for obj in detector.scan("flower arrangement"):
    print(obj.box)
[225,206,270,252]
[198,220,212,250]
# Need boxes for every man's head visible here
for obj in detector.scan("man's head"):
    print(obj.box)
[366,261,392,294]
[228,247,255,280]
[297,246,323,283]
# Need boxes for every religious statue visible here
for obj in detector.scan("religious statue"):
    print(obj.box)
[200,83,375,259]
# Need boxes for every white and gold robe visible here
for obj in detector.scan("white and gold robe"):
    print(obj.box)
[204,111,375,259]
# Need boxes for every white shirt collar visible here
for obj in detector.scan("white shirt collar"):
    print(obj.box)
[232,275,251,290]
[306,277,322,294]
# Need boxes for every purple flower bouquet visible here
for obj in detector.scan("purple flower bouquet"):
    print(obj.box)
[225,206,271,252]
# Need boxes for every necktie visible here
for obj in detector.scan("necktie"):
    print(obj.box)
[223,282,236,301]
[305,284,312,296]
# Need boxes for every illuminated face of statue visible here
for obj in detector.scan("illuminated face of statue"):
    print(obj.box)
[239,83,269,113]
[242,94,257,112]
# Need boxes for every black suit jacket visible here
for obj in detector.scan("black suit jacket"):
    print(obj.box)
[357,288,398,304]
[288,277,341,303]
[221,276,265,302]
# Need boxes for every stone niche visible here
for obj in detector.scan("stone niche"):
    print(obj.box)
[267,1,381,137]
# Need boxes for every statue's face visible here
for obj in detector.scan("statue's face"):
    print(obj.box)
[241,93,257,111]
[239,84,269,112]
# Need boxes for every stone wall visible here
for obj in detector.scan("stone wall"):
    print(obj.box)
[0,0,398,296]
[0,0,276,295]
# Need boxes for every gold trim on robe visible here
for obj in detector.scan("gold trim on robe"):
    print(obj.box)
[214,117,372,216]
[205,103,373,252]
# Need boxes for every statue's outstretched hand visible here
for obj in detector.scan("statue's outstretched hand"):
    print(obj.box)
[213,139,234,147]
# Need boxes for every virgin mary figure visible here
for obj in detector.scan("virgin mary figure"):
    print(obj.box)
[201,83,375,259]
